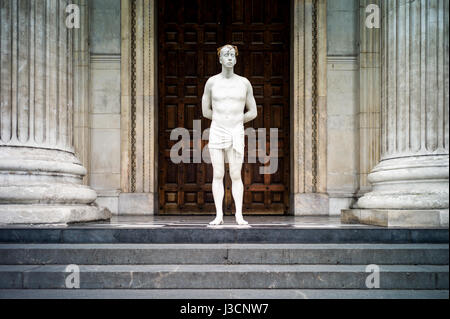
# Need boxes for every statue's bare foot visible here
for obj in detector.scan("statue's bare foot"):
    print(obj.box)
[209,217,224,225]
[235,215,248,225]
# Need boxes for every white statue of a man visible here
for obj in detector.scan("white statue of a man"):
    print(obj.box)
[202,44,258,225]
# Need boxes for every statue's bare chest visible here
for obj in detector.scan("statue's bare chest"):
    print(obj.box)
[211,79,247,101]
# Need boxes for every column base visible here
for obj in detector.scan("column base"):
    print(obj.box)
[118,193,155,215]
[291,193,329,216]
[341,208,449,228]
[356,155,449,210]
[0,205,111,225]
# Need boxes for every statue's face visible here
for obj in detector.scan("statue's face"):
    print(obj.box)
[219,46,237,68]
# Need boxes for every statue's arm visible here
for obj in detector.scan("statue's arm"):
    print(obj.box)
[201,78,213,120]
[243,78,257,123]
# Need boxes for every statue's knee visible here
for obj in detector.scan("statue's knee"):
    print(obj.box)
[213,170,225,180]
[230,171,241,181]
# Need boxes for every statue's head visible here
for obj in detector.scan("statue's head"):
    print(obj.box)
[217,44,238,69]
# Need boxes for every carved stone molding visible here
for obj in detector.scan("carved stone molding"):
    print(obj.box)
[120,0,157,214]
[291,0,328,215]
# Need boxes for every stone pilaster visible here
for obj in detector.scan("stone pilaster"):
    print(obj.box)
[343,0,449,227]
[358,0,381,195]
[291,0,329,215]
[119,0,157,215]
[0,0,110,223]
[73,0,91,185]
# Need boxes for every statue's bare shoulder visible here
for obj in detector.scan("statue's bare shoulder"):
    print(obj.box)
[234,75,253,96]
[235,75,252,90]
[236,74,250,83]
[205,74,220,89]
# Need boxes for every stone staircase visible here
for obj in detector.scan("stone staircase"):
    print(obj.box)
[0,243,448,298]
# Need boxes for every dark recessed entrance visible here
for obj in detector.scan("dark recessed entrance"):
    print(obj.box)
[158,0,290,215]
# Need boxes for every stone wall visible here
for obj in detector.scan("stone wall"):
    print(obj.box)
[89,0,122,214]
[90,0,121,54]
[327,0,358,55]
[326,0,360,215]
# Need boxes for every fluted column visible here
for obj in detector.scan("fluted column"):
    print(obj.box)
[346,0,449,227]
[0,0,110,223]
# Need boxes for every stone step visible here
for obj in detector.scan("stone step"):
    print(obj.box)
[0,264,447,289]
[0,227,448,244]
[0,289,448,299]
[0,243,448,265]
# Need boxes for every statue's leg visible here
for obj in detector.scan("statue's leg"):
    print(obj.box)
[209,148,225,225]
[226,148,247,225]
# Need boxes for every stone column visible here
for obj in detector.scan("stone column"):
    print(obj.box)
[343,0,449,227]
[0,0,110,223]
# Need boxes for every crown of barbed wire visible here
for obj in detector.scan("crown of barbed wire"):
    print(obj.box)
[217,44,239,57]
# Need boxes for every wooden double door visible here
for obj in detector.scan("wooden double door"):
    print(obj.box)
[158,0,290,215]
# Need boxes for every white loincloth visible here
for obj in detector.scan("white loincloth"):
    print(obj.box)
[208,121,245,156]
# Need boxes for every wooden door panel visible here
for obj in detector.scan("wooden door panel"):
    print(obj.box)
[158,0,290,215]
